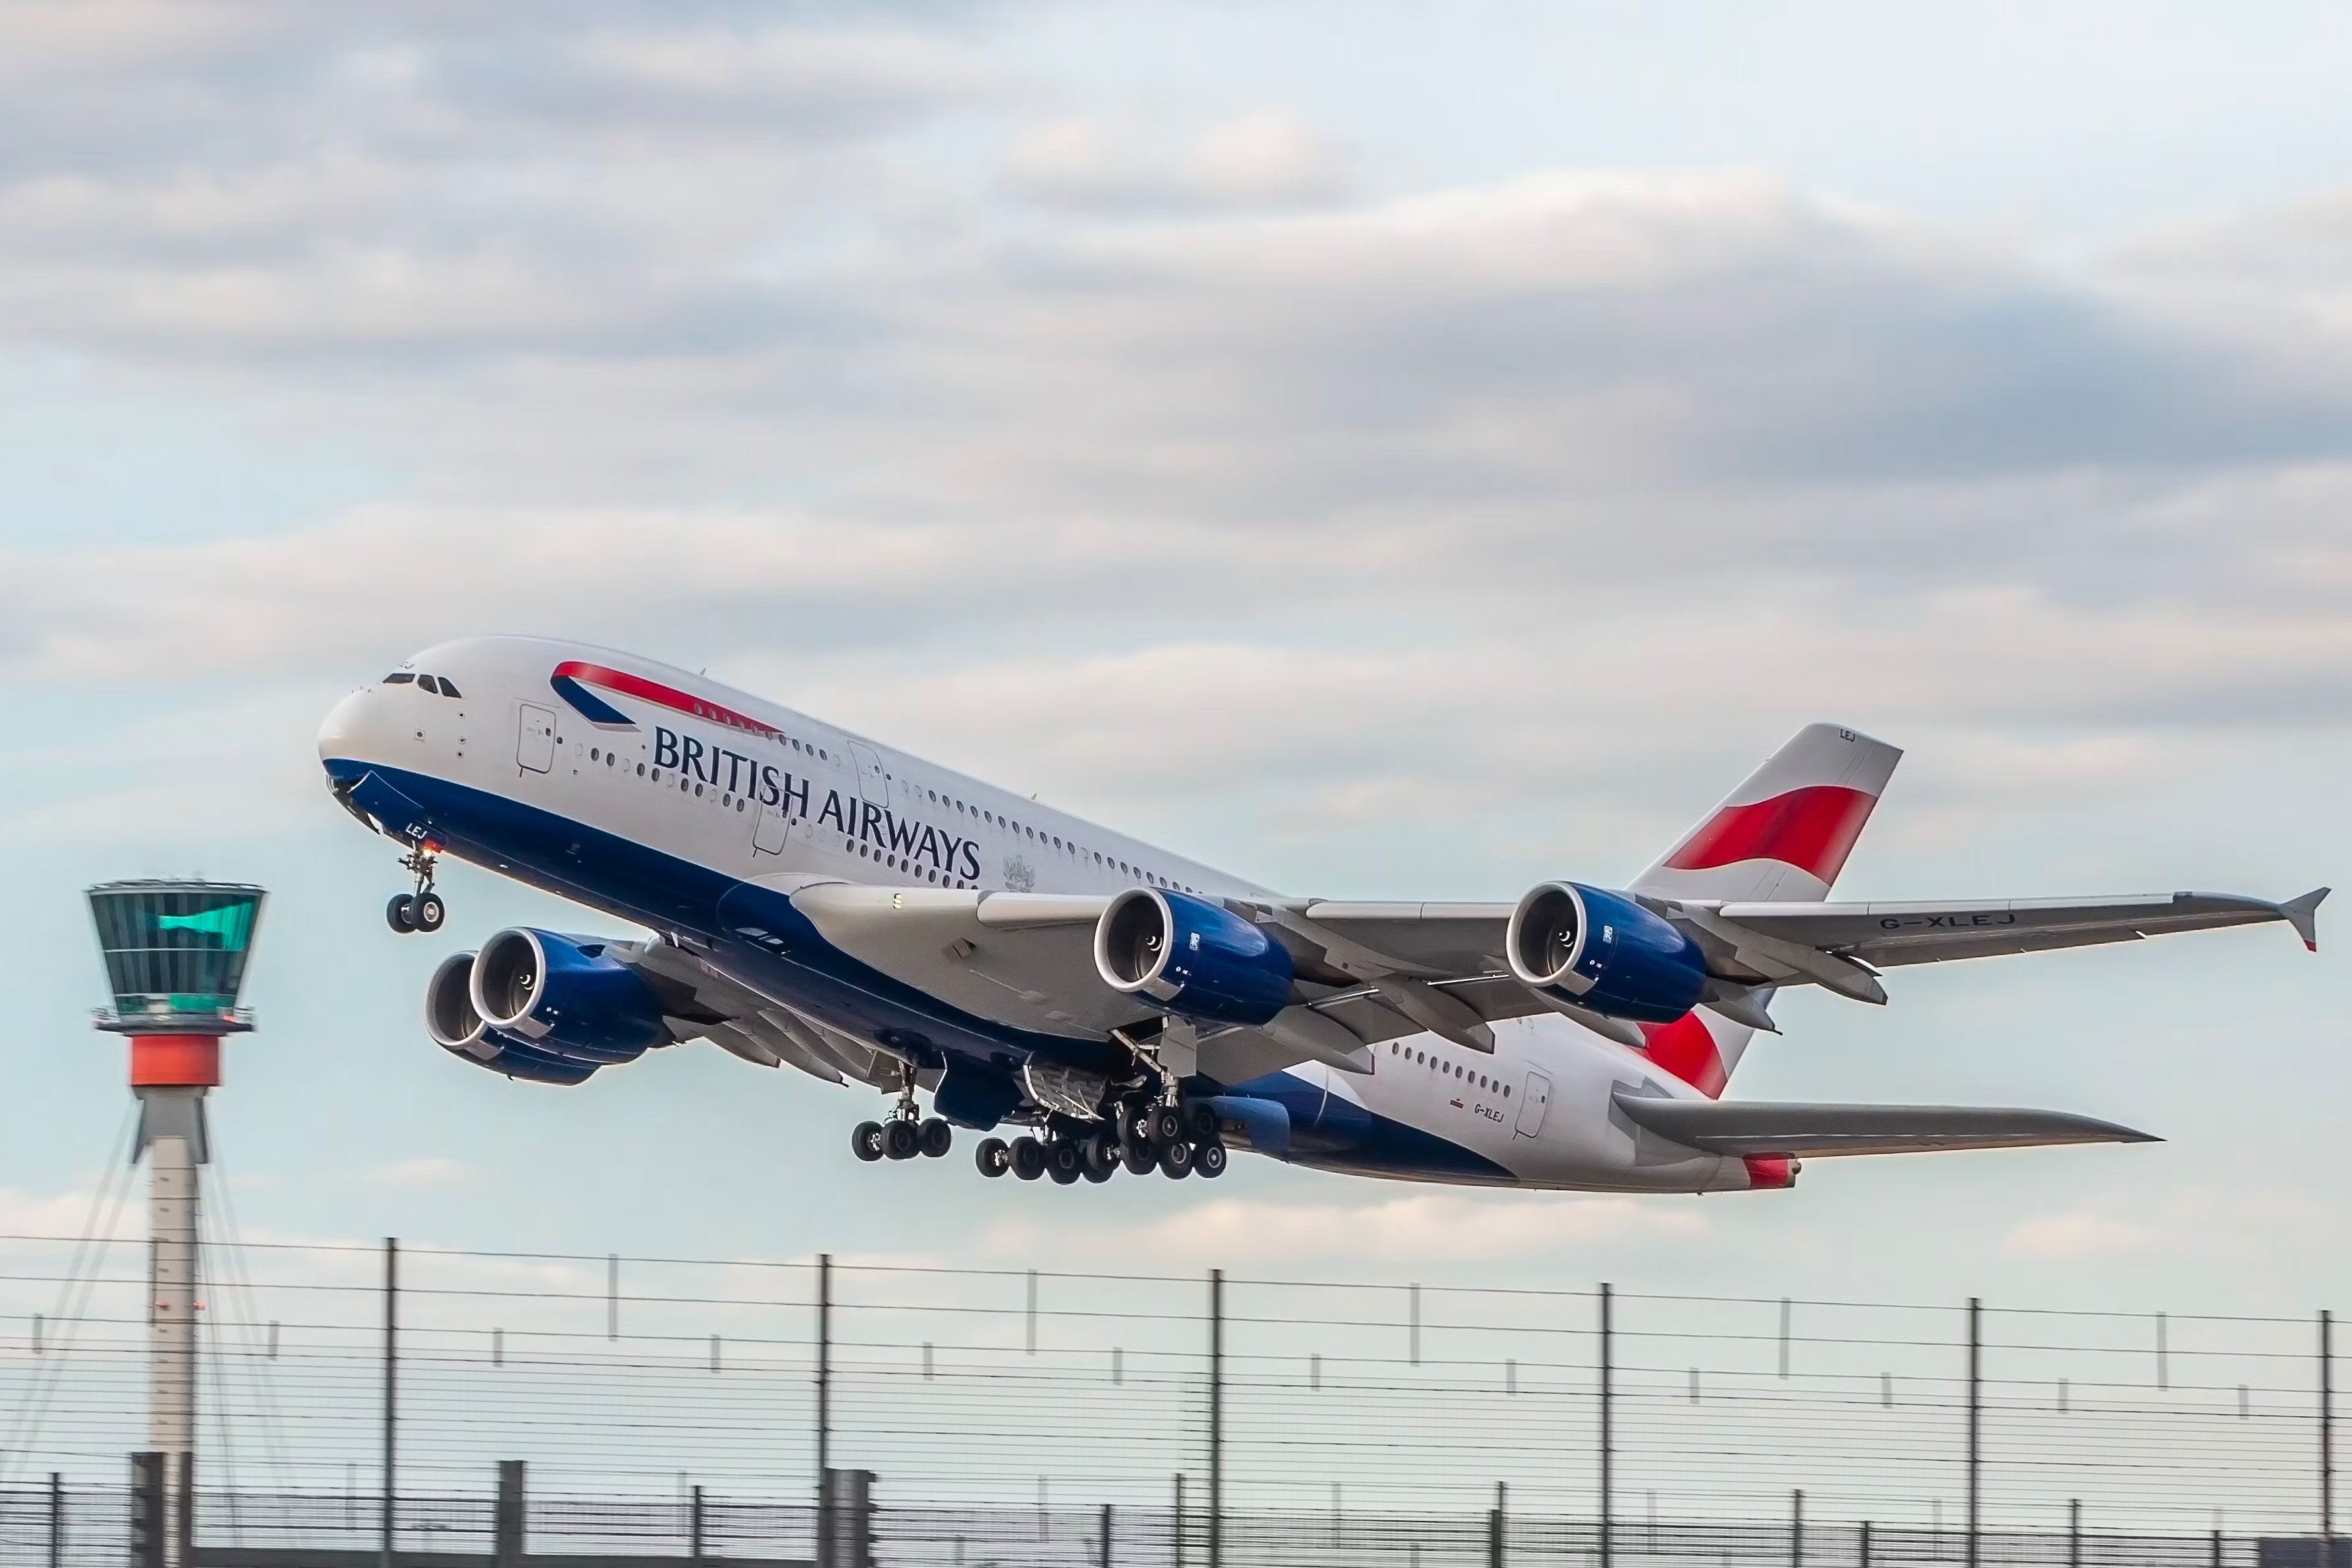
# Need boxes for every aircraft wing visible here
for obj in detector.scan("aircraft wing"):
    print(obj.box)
[759,881,2326,1078]
[1612,1092,2158,1158]
[1701,888,2328,972]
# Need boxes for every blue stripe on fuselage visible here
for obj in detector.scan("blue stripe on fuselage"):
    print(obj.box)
[1225,1071,1515,1184]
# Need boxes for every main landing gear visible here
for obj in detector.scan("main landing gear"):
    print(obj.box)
[974,1098,1227,1186]
[385,842,447,934]
[852,1067,954,1164]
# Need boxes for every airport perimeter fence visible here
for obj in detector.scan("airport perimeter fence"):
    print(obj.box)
[0,1235,2347,1566]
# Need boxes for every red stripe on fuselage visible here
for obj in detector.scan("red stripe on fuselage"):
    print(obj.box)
[551,661,781,738]
[1636,1013,1727,1099]
[1661,785,1876,883]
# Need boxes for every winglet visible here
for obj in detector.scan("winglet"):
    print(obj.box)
[2281,887,2330,952]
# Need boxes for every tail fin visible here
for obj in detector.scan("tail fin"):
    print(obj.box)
[1629,724,1902,1097]
[1634,722,1902,903]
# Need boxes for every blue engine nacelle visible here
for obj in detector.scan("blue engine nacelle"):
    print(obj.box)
[425,952,599,1086]
[1505,881,1708,1025]
[468,928,671,1063]
[1093,887,1294,1025]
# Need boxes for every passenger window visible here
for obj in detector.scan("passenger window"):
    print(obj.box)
[591,748,600,761]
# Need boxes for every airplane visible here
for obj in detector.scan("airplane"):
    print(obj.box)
[317,636,2326,1193]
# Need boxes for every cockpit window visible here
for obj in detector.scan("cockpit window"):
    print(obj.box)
[436,678,462,698]
[416,675,441,695]
[384,673,416,684]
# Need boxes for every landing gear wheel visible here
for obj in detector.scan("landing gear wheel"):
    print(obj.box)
[976,1137,1011,1178]
[1080,1132,1119,1179]
[410,891,447,933]
[1148,1105,1186,1146]
[1011,1137,1047,1181]
[1048,1142,1085,1185]
[1195,1140,1229,1179]
[1158,1139,1194,1178]
[919,1117,954,1158]
[1124,1106,1158,1147]
[385,894,417,933]
[1184,1103,1220,1143]
[851,1121,886,1162]
[1121,1141,1157,1177]
[883,1119,922,1160]
[1082,1158,1113,1184]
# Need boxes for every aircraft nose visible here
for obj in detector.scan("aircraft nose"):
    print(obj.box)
[317,687,378,783]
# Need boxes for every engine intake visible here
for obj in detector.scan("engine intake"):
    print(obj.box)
[1094,888,1293,1026]
[470,928,671,1063]
[1506,881,1707,1025]
[425,952,598,1086]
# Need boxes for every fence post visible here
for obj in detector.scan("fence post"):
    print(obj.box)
[1100,1503,1112,1568]
[1860,1520,1872,1568]
[1791,1488,1804,1568]
[2326,1309,2337,1561]
[1489,1481,1506,1568]
[2068,1498,2080,1568]
[1966,1297,1981,1568]
[1173,1473,1186,1568]
[691,1485,704,1563]
[1209,1270,1224,1568]
[816,1254,833,1568]
[494,1461,525,1568]
[1600,1283,1614,1568]
[381,1237,398,1568]
[48,1471,62,1568]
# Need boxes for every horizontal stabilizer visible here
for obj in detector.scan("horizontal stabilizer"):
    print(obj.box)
[1613,1092,2156,1158]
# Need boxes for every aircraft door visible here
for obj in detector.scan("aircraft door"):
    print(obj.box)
[752,793,789,856]
[1514,1071,1552,1137]
[848,740,887,805]
[517,704,557,773]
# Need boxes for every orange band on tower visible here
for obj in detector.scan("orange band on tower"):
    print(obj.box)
[129,1036,221,1088]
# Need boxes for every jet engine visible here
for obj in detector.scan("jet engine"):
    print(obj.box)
[425,951,598,1086]
[1094,888,1294,1025]
[1505,881,1708,1024]
[469,928,671,1062]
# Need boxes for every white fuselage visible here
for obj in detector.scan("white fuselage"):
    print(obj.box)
[318,636,1777,1195]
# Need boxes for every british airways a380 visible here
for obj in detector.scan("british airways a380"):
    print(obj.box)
[317,637,2325,1192]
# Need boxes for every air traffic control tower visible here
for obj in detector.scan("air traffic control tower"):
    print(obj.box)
[87,880,266,1494]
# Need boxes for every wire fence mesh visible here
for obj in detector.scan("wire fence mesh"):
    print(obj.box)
[0,1235,2342,1565]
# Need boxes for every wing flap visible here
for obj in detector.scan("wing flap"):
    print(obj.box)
[1613,1092,2157,1158]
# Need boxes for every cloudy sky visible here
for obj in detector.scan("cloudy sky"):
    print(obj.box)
[3,0,2351,1321]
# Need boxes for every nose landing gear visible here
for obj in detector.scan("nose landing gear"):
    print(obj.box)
[385,843,446,934]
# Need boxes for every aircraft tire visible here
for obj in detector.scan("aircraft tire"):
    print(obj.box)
[1158,1138,1194,1178]
[883,1119,922,1160]
[851,1121,886,1162]
[1011,1137,1046,1180]
[1148,1105,1186,1147]
[1120,1142,1156,1177]
[411,891,447,933]
[975,1137,1011,1178]
[1046,1143,1084,1185]
[1081,1158,1113,1184]
[919,1117,954,1158]
[385,894,416,933]
[1184,1102,1219,1143]
[1195,1140,1229,1179]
